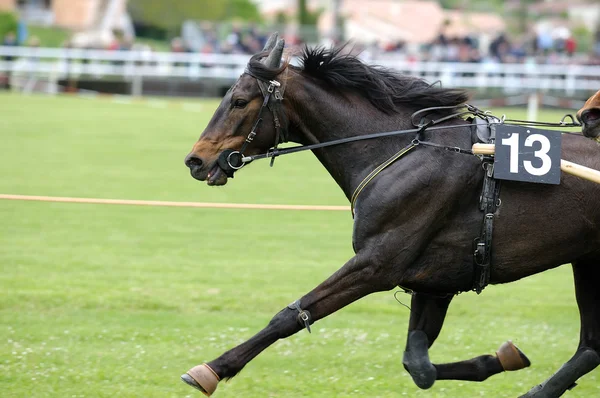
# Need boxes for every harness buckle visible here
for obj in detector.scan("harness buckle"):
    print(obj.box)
[246,131,256,143]
[267,80,281,93]
[288,300,312,333]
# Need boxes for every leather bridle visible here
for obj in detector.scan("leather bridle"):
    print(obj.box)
[216,69,288,178]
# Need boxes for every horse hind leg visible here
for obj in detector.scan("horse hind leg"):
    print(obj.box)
[434,340,530,382]
[403,293,531,389]
[519,260,600,398]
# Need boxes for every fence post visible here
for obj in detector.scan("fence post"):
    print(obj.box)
[131,74,143,97]
[527,91,538,122]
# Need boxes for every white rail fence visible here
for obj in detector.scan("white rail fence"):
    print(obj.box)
[1,46,599,97]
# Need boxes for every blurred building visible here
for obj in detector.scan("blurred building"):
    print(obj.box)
[0,0,133,46]
[0,0,131,35]
[254,0,505,47]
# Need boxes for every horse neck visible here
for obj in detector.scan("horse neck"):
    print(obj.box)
[283,76,453,201]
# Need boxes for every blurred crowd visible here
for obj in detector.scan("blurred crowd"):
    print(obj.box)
[168,27,600,66]
[3,23,600,67]
[370,30,600,66]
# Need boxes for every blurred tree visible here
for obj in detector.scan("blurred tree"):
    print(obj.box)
[572,25,592,53]
[297,0,322,42]
[297,0,321,25]
[439,0,501,11]
[0,12,18,39]
[226,0,262,22]
[275,11,289,25]
[514,0,537,34]
[298,0,309,25]
[128,0,261,36]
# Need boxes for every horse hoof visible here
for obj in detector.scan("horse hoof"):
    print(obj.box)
[181,364,220,396]
[497,341,531,371]
[408,362,437,389]
[403,330,437,389]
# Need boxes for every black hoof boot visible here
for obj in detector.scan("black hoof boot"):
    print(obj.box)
[403,330,437,389]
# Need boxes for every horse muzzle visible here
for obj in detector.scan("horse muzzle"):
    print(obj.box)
[184,154,229,186]
[579,108,600,139]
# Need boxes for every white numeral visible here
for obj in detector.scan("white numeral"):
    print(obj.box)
[501,133,520,173]
[500,133,552,176]
[523,134,551,176]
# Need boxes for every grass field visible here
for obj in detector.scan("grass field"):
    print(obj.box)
[0,93,597,398]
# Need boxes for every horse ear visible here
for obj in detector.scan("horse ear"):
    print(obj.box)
[262,32,279,52]
[264,38,285,68]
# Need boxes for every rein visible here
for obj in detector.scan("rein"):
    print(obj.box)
[240,123,474,163]
[233,104,581,166]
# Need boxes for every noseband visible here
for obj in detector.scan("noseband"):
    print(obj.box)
[216,69,288,178]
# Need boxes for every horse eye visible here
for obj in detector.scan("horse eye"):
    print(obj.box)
[233,99,248,109]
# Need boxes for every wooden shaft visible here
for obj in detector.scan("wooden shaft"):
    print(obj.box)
[471,143,600,185]
[560,160,600,184]
[472,143,496,155]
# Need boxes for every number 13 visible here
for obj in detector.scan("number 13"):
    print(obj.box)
[501,133,552,176]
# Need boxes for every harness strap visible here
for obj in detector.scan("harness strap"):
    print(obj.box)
[350,142,417,216]
[218,71,287,175]
[503,113,580,127]
[415,140,474,155]
[473,123,501,294]
[239,91,272,155]
[246,68,289,147]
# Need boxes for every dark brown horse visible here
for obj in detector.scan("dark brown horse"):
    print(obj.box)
[578,89,600,140]
[182,34,600,397]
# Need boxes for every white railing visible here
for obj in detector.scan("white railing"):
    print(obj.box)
[1,46,599,96]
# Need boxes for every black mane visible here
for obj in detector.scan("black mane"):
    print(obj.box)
[300,46,469,114]
[247,45,470,114]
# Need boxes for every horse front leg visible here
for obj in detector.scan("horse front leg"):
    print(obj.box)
[402,292,452,388]
[403,293,531,389]
[519,261,600,398]
[181,254,393,396]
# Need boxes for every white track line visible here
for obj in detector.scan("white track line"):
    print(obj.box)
[0,194,350,212]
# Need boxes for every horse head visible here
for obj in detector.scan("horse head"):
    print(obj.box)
[184,33,288,186]
[577,89,600,140]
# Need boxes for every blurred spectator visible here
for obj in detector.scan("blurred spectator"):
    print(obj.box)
[170,37,186,53]
[28,36,40,48]
[2,31,17,58]
[2,31,18,90]
[27,35,40,63]
[489,33,510,62]
[536,31,553,55]
[170,37,189,67]
[226,26,244,53]
[565,35,577,58]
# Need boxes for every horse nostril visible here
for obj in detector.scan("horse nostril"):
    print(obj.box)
[580,110,590,124]
[185,154,203,169]
[580,109,600,125]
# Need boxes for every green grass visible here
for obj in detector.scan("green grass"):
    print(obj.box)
[26,26,71,47]
[25,25,171,50]
[0,93,597,397]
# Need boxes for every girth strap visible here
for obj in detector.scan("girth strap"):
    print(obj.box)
[473,123,501,294]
